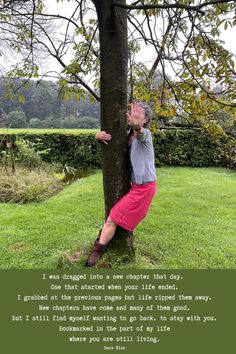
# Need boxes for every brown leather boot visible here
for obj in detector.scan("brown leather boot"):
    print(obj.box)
[85,238,107,267]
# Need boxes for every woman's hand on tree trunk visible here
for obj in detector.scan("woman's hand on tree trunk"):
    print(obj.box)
[95,131,112,144]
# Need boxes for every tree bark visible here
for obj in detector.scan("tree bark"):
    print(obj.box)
[93,0,134,259]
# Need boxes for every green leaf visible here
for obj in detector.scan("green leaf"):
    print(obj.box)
[18,93,25,104]
[59,79,67,87]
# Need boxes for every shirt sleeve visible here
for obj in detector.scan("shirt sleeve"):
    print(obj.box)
[136,128,151,144]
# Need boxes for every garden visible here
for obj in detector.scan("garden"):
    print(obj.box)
[0,129,235,269]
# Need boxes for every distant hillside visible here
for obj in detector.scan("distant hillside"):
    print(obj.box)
[0,78,100,128]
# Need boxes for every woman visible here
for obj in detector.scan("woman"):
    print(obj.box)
[85,101,157,267]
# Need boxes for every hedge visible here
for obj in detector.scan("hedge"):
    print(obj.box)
[0,133,101,170]
[153,128,236,169]
[0,129,235,170]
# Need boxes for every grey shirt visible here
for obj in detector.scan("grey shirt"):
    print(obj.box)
[128,128,157,185]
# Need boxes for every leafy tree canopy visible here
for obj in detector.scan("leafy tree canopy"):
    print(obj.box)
[0,0,236,131]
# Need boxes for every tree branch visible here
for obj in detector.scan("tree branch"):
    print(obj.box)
[113,1,206,15]
[113,0,236,16]
[148,18,172,79]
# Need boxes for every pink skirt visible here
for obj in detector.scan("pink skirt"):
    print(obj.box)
[109,181,157,232]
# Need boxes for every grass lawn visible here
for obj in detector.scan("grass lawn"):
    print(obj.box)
[0,128,98,135]
[0,167,235,269]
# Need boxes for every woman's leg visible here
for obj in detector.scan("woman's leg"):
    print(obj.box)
[85,216,117,267]
[99,216,117,245]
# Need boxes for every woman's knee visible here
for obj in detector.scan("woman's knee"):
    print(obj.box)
[106,216,117,227]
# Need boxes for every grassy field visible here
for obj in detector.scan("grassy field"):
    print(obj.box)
[0,167,235,269]
[0,128,98,135]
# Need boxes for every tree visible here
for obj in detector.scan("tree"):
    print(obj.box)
[61,114,78,128]
[1,0,236,259]
[6,110,27,128]
[41,115,63,128]
[0,78,100,123]
[77,116,99,128]
[0,107,7,127]
[29,117,42,127]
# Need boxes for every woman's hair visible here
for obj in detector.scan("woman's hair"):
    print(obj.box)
[138,101,152,128]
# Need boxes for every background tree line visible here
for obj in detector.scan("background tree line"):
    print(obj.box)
[0,76,235,134]
[0,78,100,128]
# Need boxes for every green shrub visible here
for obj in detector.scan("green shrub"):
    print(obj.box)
[29,118,42,128]
[6,111,27,128]
[10,132,102,169]
[0,129,235,171]
[15,138,45,168]
[0,166,63,203]
[152,128,236,169]
[77,116,99,128]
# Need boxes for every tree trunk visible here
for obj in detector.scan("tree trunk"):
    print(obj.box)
[93,0,135,260]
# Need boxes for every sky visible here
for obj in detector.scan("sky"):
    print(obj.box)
[1,0,236,83]
[43,0,236,80]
